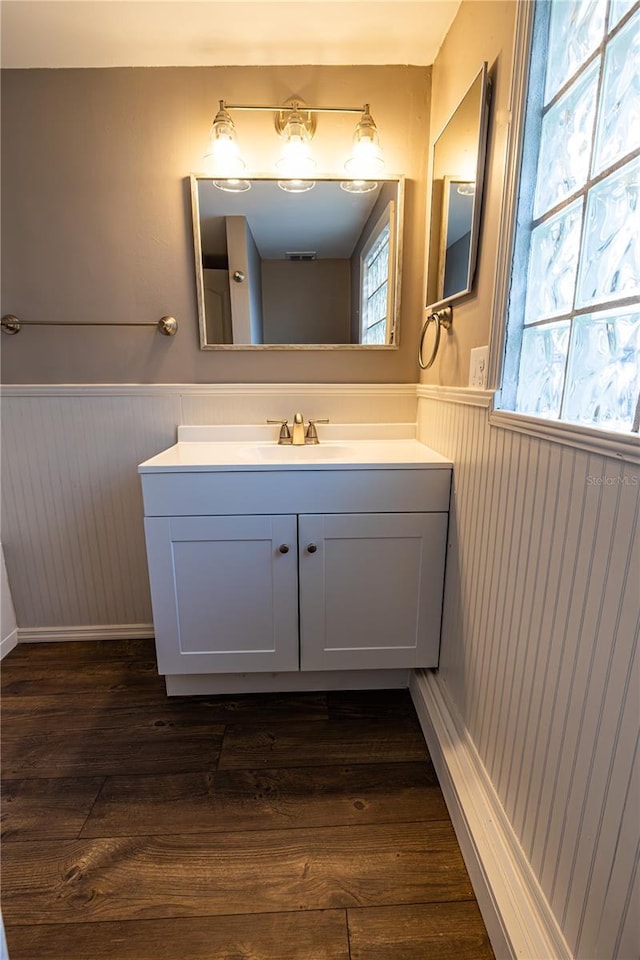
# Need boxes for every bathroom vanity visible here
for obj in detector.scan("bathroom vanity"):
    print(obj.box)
[139,425,452,694]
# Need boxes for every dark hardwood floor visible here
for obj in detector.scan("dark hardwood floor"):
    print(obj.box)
[1,639,494,960]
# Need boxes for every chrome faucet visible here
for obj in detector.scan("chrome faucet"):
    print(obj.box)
[267,414,329,445]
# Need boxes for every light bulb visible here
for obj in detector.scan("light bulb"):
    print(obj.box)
[277,136,316,175]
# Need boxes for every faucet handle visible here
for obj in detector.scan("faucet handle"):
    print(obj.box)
[305,418,329,443]
[267,419,291,442]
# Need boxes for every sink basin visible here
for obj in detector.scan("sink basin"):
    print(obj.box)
[250,443,356,461]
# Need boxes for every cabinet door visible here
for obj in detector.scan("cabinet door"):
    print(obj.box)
[298,513,447,671]
[144,515,299,674]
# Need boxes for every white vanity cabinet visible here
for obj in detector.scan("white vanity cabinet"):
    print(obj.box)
[298,512,448,672]
[143,513,300,675]
[139,432,452,694]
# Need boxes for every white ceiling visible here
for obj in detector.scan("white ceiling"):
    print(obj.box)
[198,178,384,259]
[0,0,461,69]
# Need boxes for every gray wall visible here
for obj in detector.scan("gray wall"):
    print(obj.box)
[261,260,350,344]
[421,1,516,386]
[1,64,430,383]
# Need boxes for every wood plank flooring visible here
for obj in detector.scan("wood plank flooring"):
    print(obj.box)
[1,640,494,960]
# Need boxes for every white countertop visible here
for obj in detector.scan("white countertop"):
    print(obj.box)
[139,424,452,473]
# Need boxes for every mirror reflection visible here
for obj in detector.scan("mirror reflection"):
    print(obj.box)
[426,63,490,311]
[191,176,403,348]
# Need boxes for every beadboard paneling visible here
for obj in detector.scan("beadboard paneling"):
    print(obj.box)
[417,394,639,960]
[1,394,180,628]
[1,543,18,659]
[0,385,416,631]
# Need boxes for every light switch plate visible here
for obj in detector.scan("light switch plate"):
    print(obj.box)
[469,346,489,389]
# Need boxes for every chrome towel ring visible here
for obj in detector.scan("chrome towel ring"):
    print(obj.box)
[418,306,452,370]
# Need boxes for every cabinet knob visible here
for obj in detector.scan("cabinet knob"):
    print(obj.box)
[307,543,318,554]
[278,544,290,554]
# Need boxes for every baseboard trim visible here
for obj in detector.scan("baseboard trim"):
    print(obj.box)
[17,624,155,643]
[410,669,572,960]
[1,629,18,660]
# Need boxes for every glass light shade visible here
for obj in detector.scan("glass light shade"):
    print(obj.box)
[213,178,251,193]
[277,179,316,193]
[203,102,246,178]
[340,179,378,194]
[345,108,385,178]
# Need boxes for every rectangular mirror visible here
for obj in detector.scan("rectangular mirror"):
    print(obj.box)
[426,63,491,312]
[191,176,404,349]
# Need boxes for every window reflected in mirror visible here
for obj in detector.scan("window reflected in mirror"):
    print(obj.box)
[190,176,404,349]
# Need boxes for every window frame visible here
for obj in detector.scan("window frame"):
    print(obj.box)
[488,0,640,463]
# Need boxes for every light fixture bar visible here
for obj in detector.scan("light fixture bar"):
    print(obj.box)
[222,102,367,116]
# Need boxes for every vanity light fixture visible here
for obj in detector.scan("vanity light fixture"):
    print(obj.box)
[204,100,384,193]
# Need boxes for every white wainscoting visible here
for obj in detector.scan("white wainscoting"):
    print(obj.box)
[411,670,572,960]
[0,384,416,635]
[417,390,639,960]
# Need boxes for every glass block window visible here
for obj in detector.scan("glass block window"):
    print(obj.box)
[517,320,571,417]
[502,0,640,434]
[360,206,393,345]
